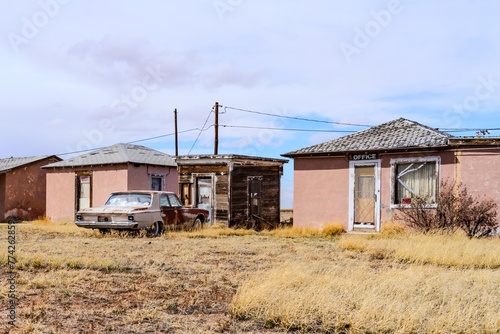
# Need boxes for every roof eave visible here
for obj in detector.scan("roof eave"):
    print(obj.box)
[282,144,451,158]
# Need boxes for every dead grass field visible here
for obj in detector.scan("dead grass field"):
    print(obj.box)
[1,221,499,333]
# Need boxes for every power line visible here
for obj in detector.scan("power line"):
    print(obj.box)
[56,128,200,157]
[440,127,500,132]
[223,105,372,127]
[220,124,356,133]
[188,109,214,154]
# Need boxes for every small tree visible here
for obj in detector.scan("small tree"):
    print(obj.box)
[395,179,498,238]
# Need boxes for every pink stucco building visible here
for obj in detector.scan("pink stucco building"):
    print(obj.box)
[283,118,500,232]
[0,155,61,222]
[43,143,177,222]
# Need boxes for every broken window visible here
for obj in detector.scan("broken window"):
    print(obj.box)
[394,159,438,205]
[248,177,262,217]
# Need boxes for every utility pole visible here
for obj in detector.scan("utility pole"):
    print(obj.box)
[174,108,178,157]
[214,102,219,155]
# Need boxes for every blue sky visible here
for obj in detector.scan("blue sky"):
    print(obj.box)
[2,1,500,208]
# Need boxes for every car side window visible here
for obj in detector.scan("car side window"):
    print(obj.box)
[167,194,182,207]
[160,194,170,207]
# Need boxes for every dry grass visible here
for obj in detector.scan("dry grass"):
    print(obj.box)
[1,220,499,333]
[231,261,500,333]
[265,223,345,238]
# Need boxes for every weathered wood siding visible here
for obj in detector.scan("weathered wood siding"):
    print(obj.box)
[230,165,281,227]
[177,164,229,224]
[214,173,229,222]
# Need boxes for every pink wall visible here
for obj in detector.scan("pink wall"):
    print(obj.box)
[0,174,5,218]
[292,151,461,230]
[93,167,129,206]
[456,149,500,204]
[378,151,456,222]
[293,157,349,229]
[127,165,178,193]
[45,163,178,222]
[2,158,54,220]
[46,171,76,222]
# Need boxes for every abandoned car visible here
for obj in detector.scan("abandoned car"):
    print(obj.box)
[75,191,209,236]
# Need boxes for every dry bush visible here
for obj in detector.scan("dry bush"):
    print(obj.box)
[396,179,498,238]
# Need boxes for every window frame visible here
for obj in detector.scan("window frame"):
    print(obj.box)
[390,156,440,209]
[150,174,164,191]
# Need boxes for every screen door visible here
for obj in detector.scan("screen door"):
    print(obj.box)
[353,165,376,227]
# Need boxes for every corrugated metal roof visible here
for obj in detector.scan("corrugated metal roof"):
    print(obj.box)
[0,155,54,173]
[43,143,176,168]
[283,118,452,157]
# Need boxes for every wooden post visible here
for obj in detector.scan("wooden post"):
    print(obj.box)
[174,108,178,157]
[214,102,219,155]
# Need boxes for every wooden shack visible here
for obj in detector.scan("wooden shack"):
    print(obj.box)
[175,154,288,229]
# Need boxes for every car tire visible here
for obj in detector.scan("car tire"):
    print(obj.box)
[147,221,162,237]
[192,217,203,231]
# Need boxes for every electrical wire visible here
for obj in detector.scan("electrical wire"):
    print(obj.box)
[188,109,214,154]
[56,128,200,157]
[220,124,356,133]
[223,105,372,127]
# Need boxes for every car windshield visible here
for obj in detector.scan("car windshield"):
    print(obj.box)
[105,193,152,206]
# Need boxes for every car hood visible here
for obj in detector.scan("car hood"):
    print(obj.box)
[78,205,151,214]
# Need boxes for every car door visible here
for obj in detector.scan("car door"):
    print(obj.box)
[167,193,189,225]
[160,193,177,226]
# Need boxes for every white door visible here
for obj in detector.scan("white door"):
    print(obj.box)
[348,161,381,231]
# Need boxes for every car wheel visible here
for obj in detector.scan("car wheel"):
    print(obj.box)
[147,221,162,237]
[192,217,203,231]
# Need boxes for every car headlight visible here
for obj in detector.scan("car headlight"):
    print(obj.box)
[128,215,134,221]
[76,215,83,221]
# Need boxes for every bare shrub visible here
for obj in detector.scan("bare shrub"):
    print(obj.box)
[395,179,498,238]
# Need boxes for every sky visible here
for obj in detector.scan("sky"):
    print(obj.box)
[2,0,500,208]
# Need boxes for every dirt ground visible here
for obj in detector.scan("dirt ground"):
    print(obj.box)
[1,225,306,334]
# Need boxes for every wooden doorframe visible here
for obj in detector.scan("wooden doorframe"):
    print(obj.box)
[348,160,381,232]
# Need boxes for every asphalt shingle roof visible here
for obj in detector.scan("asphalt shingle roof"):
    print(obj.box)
[0,155,55,173]
[283,118,452,157]
[43,143,176,168]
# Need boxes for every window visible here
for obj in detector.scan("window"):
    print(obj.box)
[248,176,262,216]
[151,175,164,191]
[160,193,170,207]
[167,193,182,207]
[391,157,439,207]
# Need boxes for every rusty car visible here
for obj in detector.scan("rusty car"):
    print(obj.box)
[75,191,209,236]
